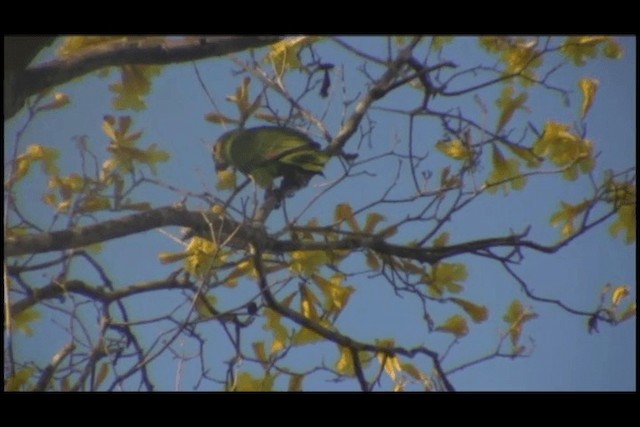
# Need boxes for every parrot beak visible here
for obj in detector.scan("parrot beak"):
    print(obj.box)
[212,142,228,171]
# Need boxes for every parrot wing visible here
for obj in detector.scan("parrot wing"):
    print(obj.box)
[215,126,330,188]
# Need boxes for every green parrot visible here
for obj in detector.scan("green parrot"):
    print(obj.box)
[212,126,331,195]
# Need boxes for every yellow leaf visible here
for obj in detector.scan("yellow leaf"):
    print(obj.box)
[603,39,624,59]
[216,169,237,190]
[205,112,238,125]
[436,314,469,338]
[58,36,128,57]
[264,307,289,353]
[365,251,381,270]
[234,372,275,391]
[400,363,422,382]
[37,92,71,112]
[252,341,269,368]
[549,200,590,238]
[375,338,396,348]
[102,115,119,141]
[335,345,355,376]
[378,225,398,239]
[78,195,111,213]
[618,302,636,323]
[425,262,467,297]
[363,212,386,234]
[398,260,423,275]
[292,326,324,345]
[95,362,110,389]
[184,237,227,278]
[608,205,636,244]
[299,285,320,321]
[502,142,542,168]
[486,144,526,194]
[5,367,36,391]
[579,78,599,119]
[194,293,218,318]
[432,36,454,51]
[12,307,41,336]
[604,179,636,206]
[611,286,630,306]
[503,299,538,346]
[334,203,360,232]
[479,36,510,53]
[450,297,489,323]
[561,36,610,66]
[211,204,225,215]
[377,353,402,382]
[503,299,525,323]
[288,374,304,391]
[480,37,542,83]
[265,36,322,75]
[432,232,450,247]
[8,144,60,185]
[158,251,188,264]
[400,363,433,390]
[225,259,256,284]
[243,93,263,121]
[436,139,471,161]
[290,250,330,275]
[109,65,161,111]
[312,273,355,315]
[495,86,529,132]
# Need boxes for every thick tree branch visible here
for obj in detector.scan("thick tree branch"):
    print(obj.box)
[5,36,281,120]
[6,205,573,267]
[33,341,76,391]
[4,206,267,257]
[9,277,190,316]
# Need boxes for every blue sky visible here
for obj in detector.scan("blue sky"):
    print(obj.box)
[4,36,636,391]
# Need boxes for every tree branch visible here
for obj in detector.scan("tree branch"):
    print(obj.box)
[4,206,267,257]
[5,36,281,120]
[251,241,455,391]
[6,205,574,267]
